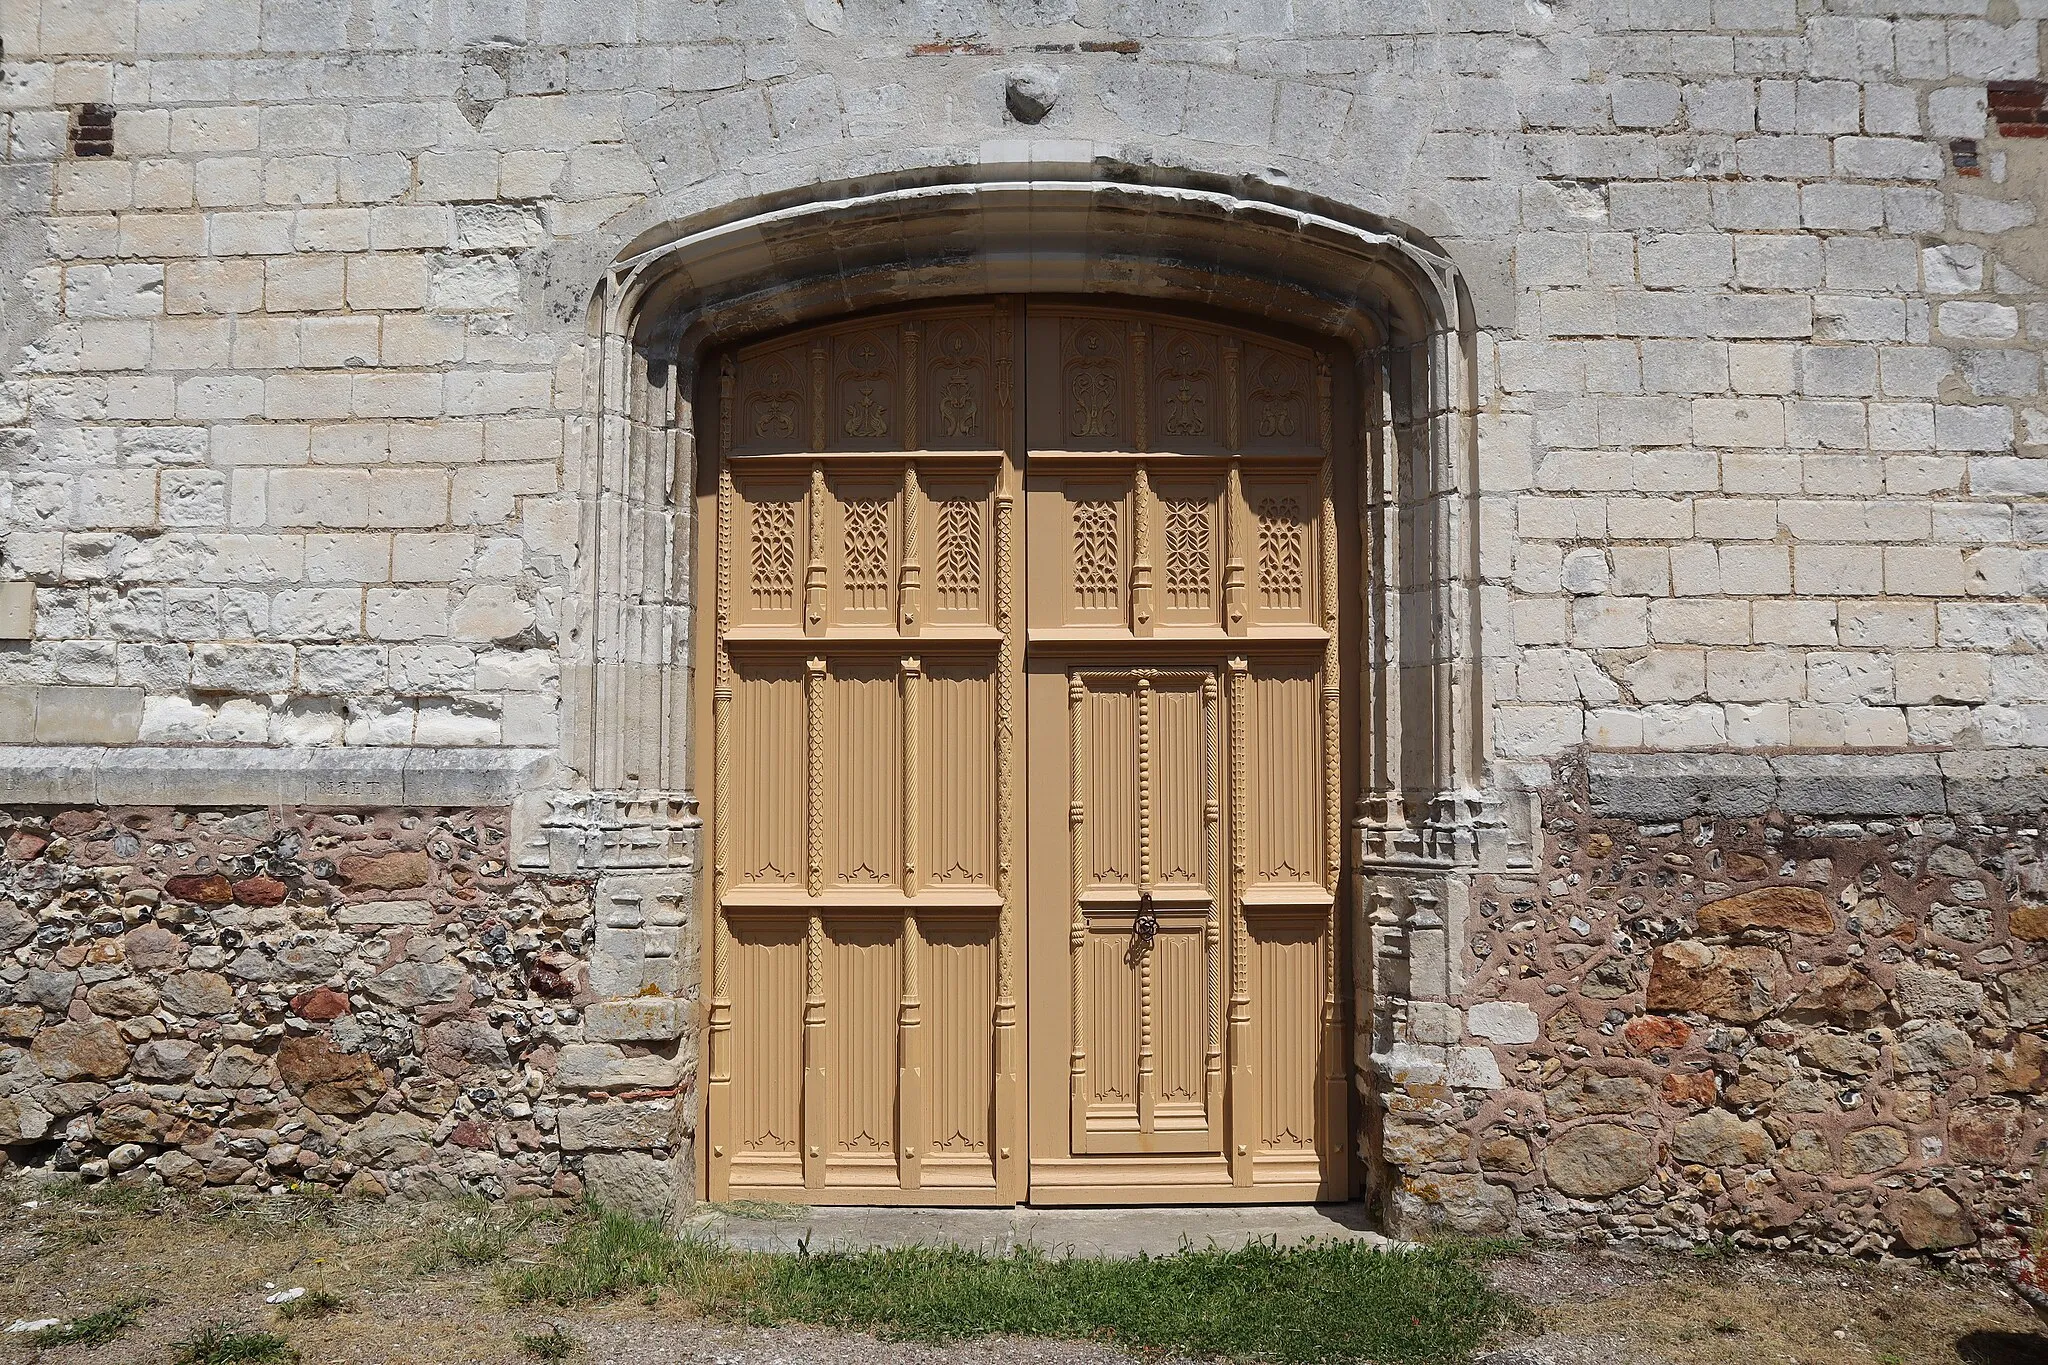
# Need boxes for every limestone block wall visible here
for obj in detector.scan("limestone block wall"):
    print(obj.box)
[0,804,694,1217]
[1,1,2046,756]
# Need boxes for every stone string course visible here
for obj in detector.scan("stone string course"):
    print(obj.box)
[0,804,689,1220]
[1379,760,2046,1261]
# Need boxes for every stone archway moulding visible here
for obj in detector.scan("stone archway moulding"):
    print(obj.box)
[517,167,1521,1207]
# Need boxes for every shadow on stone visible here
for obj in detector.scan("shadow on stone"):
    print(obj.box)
[1956,1329,2048,1364]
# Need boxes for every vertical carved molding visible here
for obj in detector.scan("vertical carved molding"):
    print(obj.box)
[902,322,920,451]
[1222,336,1241,452]
[1360,353,1405,848]
[1067,670,1087,1154]
[803,898,825,1189]
[808,340,827,452]
[900,462,922,635]
[992,485,1020,1192]
[1317,375,1346,1157]
[1130,321,1149,452]
[804,461,826,635]
[993,303,1015,435]
[1131,463,1154,635]
[1202,672,1223,1130]
[1226,655,1252,1185]
[803,649,827,1190]
[899,652,924,1187]
[902,657,921,895]
[707,361,736,1200]
[805,656,825,896]
[1223,459,1248,634]
[1134,671,1155,1135]
[1316,352,1334,458]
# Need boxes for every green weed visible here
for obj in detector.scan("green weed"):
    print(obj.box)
[275,1288,347,1321]
[28,1295,152,1348]
[516,1324,578,1360]
[170,1322,298,1365]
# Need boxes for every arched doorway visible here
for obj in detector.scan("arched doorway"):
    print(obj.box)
[543,170,1499,1222]
[694,298,1358,1205]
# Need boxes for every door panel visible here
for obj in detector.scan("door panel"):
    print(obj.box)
[702,298,1350,1207]
[1022,304,1350,1204]
[701,302,1024,1206]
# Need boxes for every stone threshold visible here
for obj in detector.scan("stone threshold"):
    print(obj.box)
[0,744,557,807]
[682,1202,1396,1258]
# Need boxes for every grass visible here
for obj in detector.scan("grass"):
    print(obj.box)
[502,1205,1525,1364]
[274,1287,347,1321]
[28,1295,152,1348]
[170,1323,298,1365]
[412,1197,549,1271]
[516,1324,579,1359]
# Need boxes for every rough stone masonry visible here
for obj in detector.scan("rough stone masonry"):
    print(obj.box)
[1,0,2046,1258]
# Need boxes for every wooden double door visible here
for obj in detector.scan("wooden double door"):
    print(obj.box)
[697,299,1356,1205]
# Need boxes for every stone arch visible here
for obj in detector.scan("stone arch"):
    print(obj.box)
[522,163,1510,1216]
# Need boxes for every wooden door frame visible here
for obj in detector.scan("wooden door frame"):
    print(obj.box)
[692,296,1367,1205]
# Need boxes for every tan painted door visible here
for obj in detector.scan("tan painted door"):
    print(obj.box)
[1021,308,1353,1203]
[698,300,1351,1206]
[700,303,1027,1204]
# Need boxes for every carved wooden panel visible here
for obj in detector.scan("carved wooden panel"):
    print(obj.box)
[731,662,803,888]
[1065,483,1128,625]
[1248,663,1322,888]
[730,916,804,1165]
[826,662,901,888]
[925,318,992,449]
[734,475,807,630]
[1249,911,1325,1154]
[1150,327,1221,453]
[834,327,898,448]
[1153,476,1222,626]
[1060,317,1127,449]
[923,918,997,1169]
[1242,343,1312,452]
[825,916,900,1171]
[1242,472,1319,627]
[923,471,994,626]
[923,666,994,888]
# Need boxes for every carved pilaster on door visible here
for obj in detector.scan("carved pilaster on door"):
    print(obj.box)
[804,462,827,635]
[1131,463,1155,635]
[1223,460,1249,635]
[900,462,923,635]
[1226,655,1252,1187]
[992,484,1022,1196]
[1067,670,1088,1154]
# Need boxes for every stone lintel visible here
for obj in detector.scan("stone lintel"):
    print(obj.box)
[0,745,556,809]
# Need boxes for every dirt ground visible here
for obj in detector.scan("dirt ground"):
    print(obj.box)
[1,1190,2043,1365]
